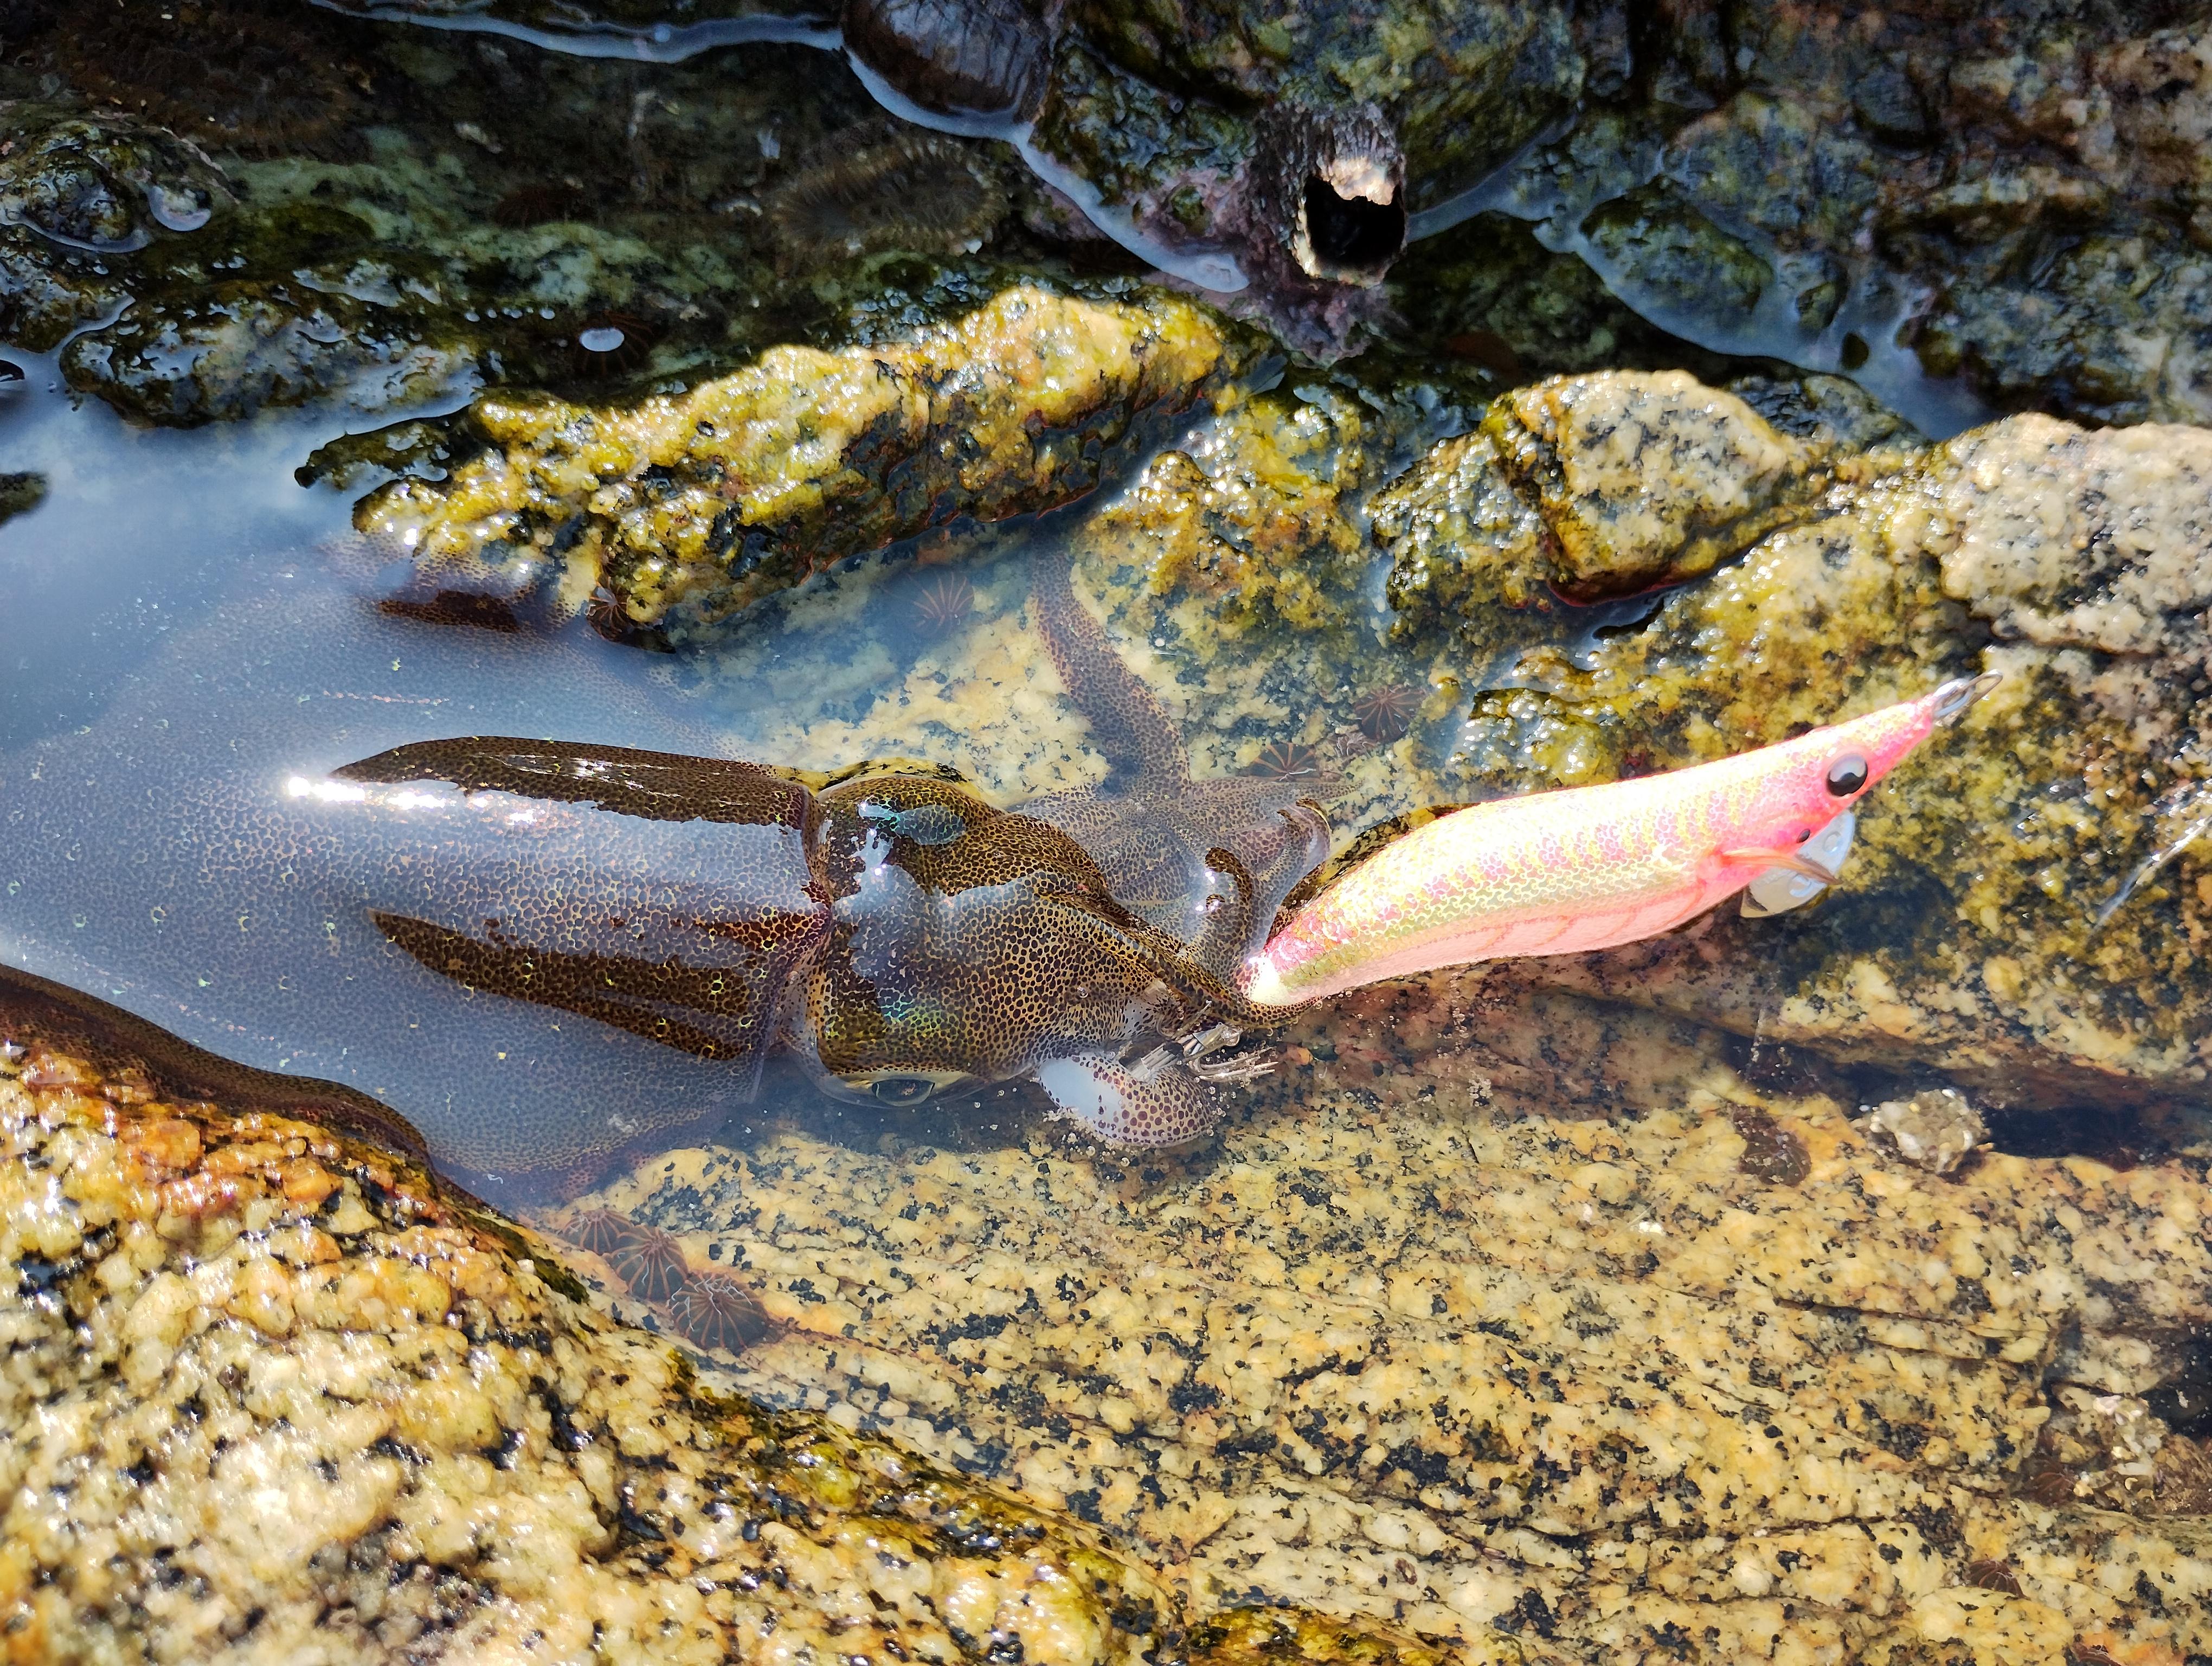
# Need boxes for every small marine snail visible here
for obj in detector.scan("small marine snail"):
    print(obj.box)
[840,0,1050,119]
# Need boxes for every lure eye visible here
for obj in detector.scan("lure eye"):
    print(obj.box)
[1825,753,1869,797]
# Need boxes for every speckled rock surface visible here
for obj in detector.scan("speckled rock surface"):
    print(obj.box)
[359,284,1245,630]
[0,1018,1475,1666]
[563,978,2212,1664]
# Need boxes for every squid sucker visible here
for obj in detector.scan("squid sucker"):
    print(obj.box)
[1243,675,1998,1008]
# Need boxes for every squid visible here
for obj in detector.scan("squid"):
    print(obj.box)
[0,544,1986,1201]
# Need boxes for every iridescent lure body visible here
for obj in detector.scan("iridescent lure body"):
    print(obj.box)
[1244,677,1995,1007]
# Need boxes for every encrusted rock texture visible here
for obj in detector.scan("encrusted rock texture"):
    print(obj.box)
[0,1034,1468,1666]
[572,984,2212,1665]
[8,0,2211,429]
[358,285,1245,630]
[697,361,2209,1111]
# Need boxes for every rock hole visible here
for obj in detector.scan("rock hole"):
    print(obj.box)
[1302,175,1404,275]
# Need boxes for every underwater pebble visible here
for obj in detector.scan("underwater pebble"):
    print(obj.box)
[1863,1087,1988,1175]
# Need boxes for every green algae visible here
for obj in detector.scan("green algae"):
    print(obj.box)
[1059,0,1582,207]
[1360,373,2212,1108]
[0,20,1100,427]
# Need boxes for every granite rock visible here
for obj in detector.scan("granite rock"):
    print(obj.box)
[0,1012,1480,1666]
[565,976,2212,1663]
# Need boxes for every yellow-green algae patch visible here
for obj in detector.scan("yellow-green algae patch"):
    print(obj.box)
[576,976,2212,1663]
[0,1018,1510,1666]
[1093,380,1377,633]
[669,364,2211,1106]
[359,285,1248,631]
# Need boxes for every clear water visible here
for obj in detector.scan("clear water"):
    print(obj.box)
[4,16,2202,1655]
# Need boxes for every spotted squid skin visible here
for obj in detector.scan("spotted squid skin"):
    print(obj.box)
[1243,682,1977,1007]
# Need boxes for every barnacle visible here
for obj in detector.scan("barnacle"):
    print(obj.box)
[1252,740,1322,780]
[1249,102,1406,286]
[568,311,662,381]
[667,1271,773,1353]
[909,571,976,634]
[767,123,1006,264]
[607,1222,691,1304]
[1351,684,1420,744]
[562,1206,637,1258]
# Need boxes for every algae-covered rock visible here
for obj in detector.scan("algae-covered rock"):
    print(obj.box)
[0,981,1476,1666]
[1378,370,1843,619]
[1381,211,1746,391]
[1477,370,1822,598]
[1088,378,1378,632]
[62,283,478,426]
[361,285,1249,630]
[1061,0,1581,199]
[0,106,221,351]
[0,14,1114,426]
[1372,428,1550,631]
[1374,371,2212,1110]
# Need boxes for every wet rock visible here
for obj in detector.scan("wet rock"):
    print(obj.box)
[2022,1384,2212,1518]
[1385,210,1733,389]
[0,1001,1479,1666]
[0,17,1107,427]
[1385,7,2212,430]
[0,107,218,351]
[1578,183,1774,327]
[0,108,226,257]
[1479,371,1822,598]
[1372,427,1550,632]
[1363,370,2212,1113]
[62,283,477,426]
[1061,0,1580,205]
[361,285,1250,630]
[1378,371,1831,613]
[560,979,2212,1663]
[1088,377,1378,632]
[1864,1088,1989,1177]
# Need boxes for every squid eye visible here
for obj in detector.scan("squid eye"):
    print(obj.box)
[1825,753,1869,797]
[866,1075,938,1105]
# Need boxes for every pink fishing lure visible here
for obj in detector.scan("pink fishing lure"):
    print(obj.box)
[1243,676,1996,1007]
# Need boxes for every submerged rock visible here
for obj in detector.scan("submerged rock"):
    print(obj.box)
[360,285,1249,630]
[565,978,2212,1664]
[0,992,1483,1666]
[17,883,2212,1663]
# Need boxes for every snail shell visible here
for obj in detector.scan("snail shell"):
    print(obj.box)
[840,0,1051,120]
